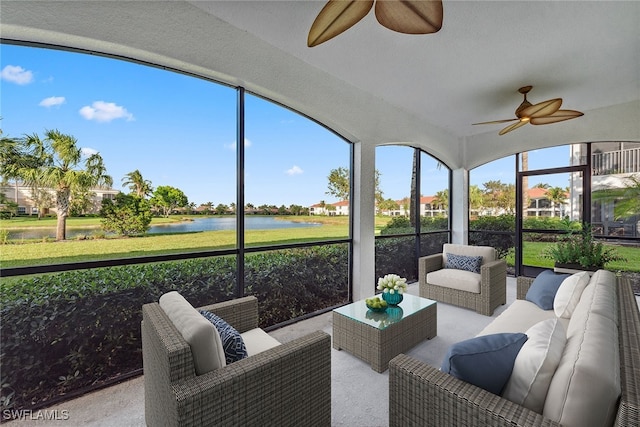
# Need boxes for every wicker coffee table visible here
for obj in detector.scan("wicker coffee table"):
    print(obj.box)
[332,294,437,372]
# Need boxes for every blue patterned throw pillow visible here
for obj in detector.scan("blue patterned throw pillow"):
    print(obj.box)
[445,253,483,273]
[199,310,248,365]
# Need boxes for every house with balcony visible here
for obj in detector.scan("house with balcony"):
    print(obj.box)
[570,142,640,236]
[525,187,569,218]
[0,181,119,216]
[1,2,639,426]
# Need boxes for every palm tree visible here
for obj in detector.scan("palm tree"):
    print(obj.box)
[28,185,53,219]
[546,186,568,217]
[409,151,418,226]
[522,152,529,218]
[122,169,152,198]
[593,174,640,220]
[432,189,449,213]
[17,130,113,240]
[469,185,483,215]
[533,182,550,188]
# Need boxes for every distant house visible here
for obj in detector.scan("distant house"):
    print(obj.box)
[0,181,119,215]
[378,196,446,217]
[310,197,447,217]
[309,200,349,216]
[526,187,569,217]
[310,190,572,219]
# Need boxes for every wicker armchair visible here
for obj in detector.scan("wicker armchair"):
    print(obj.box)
[418,244,506,316]
[142,296,331,427]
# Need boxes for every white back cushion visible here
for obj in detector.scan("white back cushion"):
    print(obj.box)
[553,271,590,318]
[502,318,566,413]
[543,312,620,427]
[442,244,496,267]
[159,291,225,374]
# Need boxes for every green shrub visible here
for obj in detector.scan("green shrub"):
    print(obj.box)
[0,245,349,413]
[541,225,627,268]
[469,215,515,258]
[380,216,448,235]
[100,194,152,236]
[375,237,417,282]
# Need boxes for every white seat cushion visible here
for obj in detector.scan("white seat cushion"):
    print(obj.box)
[241,328,281,356]
[477,300,562,336]
[426,268,481,293]
[159,291,225,374]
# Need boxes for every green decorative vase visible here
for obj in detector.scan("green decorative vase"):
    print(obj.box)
[382,292,403,306]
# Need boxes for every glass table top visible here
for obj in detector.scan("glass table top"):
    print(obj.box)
[333,293,436,330]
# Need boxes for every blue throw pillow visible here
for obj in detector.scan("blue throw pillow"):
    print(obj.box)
[441,333,528,395]
[445,253,483,273]
[200,310,248,365]
[525,270,570,310]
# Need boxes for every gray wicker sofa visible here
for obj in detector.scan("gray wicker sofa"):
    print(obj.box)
[142,295,331,426]
[389,270,639,427]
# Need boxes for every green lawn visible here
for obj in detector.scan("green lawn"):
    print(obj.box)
[2,215,638,273]
[0,215,353,268]
[0,215,180,229]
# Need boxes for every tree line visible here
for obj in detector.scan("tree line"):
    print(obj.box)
[6,130,605,241]
[324,165,570,216]
[1,130,315,240]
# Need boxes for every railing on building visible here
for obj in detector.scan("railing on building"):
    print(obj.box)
[592,147,640,176]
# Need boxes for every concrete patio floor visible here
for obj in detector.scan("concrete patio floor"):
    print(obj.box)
[6,278,639,426]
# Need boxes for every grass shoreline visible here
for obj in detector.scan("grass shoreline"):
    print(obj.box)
[2,215,638,273]
[0,215,356,268]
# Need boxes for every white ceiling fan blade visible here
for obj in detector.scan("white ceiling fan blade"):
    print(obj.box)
[530,110,584,125]
[308,0,374,47]
[375,0,443,34]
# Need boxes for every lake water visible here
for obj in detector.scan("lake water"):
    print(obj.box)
[6,216,321,240]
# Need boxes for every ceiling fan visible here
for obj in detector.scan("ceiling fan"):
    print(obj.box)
[307,0,443,47]
[473,86,584,135]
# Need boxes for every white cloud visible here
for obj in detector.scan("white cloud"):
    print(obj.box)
[39,96,66,107]
[79,101,134,122]
[1,65,34,85]
[81,147,99,158]
[286,165,303,176]
[226,138,252,150]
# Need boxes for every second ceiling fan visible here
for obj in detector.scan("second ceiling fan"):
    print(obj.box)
[473,86,584,135]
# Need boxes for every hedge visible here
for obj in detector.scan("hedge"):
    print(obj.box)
[0,244,349,413]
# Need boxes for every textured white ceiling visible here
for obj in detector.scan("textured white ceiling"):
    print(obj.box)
[2,1,639,169]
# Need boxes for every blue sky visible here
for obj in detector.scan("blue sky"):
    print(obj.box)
[1,43,569,207]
